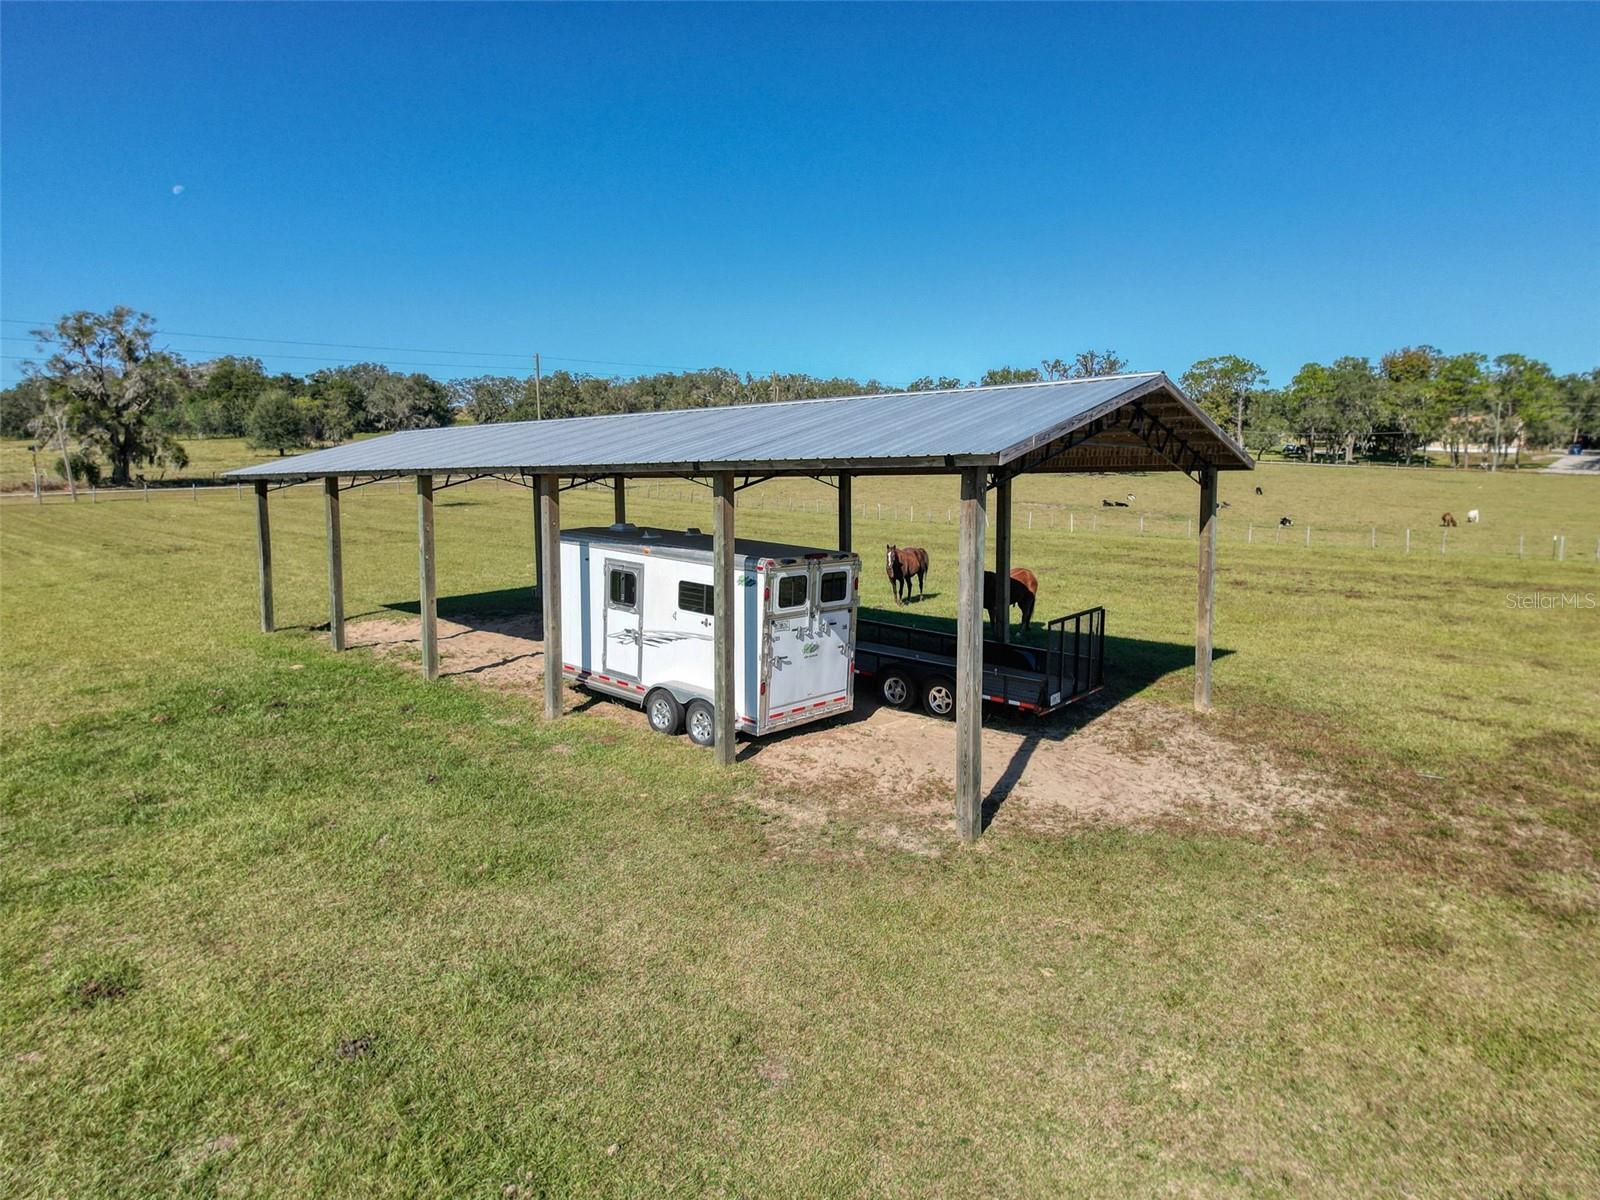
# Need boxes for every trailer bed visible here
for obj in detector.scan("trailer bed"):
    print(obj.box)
[855,606,1105,715]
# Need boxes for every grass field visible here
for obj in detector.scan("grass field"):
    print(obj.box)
[3,466,1598,1196]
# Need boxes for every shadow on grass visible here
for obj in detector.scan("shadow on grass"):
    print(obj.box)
[371,588,1227,833]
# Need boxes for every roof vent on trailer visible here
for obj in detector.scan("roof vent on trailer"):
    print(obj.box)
[608,522,636,533]
[639,528,661,540]
[685,527,703,536]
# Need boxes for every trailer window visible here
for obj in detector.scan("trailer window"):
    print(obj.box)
[819,570,849,604]
[608,568,637,610]
[678,580,713,615]
[776,574,807,609]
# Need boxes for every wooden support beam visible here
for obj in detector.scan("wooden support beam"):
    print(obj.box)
[324,476,345,651]
[994,476,1012,645]
[531,484,543,601]
[1195,466,1218,712]
[613,474,627,525]
[539,474,563,720]
[712,472,736,764]
[417,474,438,680]
[253,481,273,633]
[956,467,986,841]
[837,472,852,551]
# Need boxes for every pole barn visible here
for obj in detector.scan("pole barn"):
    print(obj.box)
[226,373,1252,841]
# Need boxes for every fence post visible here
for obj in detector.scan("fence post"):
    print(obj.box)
[192,484,198,502]
[1441,529,1447,553]
[236,482,241,499]
[1557,535,1565,562]
[1518,533,1524,558]
[1070,512,1075,533]
[1405,528,1411,553]
[1370,526,1376,549]
[1247,523,1252,544]
[1139,515,1145,534]
[1305,525,1311,548]
[91,487,97,504]
[1028,509,1032,531]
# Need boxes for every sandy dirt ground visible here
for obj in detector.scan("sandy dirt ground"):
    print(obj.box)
[345,613,1328,854]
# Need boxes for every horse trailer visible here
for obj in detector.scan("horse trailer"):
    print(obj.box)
[558,525,860,745]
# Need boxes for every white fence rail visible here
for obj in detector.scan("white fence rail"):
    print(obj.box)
[5,476,1596,564]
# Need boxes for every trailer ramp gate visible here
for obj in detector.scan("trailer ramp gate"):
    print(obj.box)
[856,606,1105,716]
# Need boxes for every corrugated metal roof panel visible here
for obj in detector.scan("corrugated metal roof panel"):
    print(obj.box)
[226,373,1250,478]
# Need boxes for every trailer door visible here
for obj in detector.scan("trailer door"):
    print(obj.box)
[602,559,642,681]
[764,566,816,713]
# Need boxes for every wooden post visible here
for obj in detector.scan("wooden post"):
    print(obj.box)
[253,481,274,633]
[613,474,627,525]
[956,467,986,841]
[994,476,1012,644]
[417,474,438,681]
[1195,467,1218,713]
[324,477,345,651]
[712,473,736,764]
[532,485,543,601]
[539,474,563,719]
[837,472,852,552]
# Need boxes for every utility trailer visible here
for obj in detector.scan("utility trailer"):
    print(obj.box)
[558,525,860,746]
[854,606,1106,719]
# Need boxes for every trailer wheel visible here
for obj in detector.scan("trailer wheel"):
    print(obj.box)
[684,699,716,747]
[644,689,682,736]
[878,669,916,710]
[921,675,957,719]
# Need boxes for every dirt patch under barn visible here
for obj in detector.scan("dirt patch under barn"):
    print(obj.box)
[345,613,1330,853]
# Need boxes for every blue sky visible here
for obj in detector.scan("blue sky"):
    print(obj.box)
[2,2,1596,390]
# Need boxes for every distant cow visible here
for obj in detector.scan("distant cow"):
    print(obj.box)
[1254,486,1264,496]
[1441,512,1458,527]
[1279,516,1294,528]
[1466,509,1480,524]
[1101,493,1135,508]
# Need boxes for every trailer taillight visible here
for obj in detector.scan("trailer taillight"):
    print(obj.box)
[763,586,770,600]
[759,682,766,695]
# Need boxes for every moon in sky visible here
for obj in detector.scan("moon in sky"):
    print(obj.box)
[171,184,185,195]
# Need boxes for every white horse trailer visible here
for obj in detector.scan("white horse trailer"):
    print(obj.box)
[558,525,860,745]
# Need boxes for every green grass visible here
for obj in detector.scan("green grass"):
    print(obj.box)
[3,468,1598,1196]
[0,435,275,491]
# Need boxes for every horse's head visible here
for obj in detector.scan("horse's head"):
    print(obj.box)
[885,545,897,573]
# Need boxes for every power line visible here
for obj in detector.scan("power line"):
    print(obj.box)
[0,317,703,373]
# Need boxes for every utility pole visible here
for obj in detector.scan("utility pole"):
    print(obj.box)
[534,352,542,421]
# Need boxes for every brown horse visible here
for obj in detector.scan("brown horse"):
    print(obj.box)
[984,568,1039,632]
[885,545,929,604]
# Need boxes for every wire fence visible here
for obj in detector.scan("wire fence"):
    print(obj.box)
[5,475,1597,565]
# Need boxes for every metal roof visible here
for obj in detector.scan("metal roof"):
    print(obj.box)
[226,372,1252,480]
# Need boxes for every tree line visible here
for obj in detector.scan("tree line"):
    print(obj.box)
[3,307,1595,487]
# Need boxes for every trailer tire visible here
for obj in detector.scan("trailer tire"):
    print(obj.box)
[684,699,717,747]
[644,689,682,736]
[878,669,916,710]
[920,675,957,719]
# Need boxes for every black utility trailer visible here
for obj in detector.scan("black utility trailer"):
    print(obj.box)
[855,606,1106,718]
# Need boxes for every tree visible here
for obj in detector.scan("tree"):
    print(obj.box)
[364,372,452,430]
[1180,355,1267,443]
[26,308,188,485]
[906,376,966,392]
[1555,369,1600,448]
[1377,345,1444,464]
[29,401,82,499]
[980,365,1043,386]
[247,389,306,455]
[449,375,524,424]
[188,356,269,436]
[1488,354,1559,468]
[1,377,50,439]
